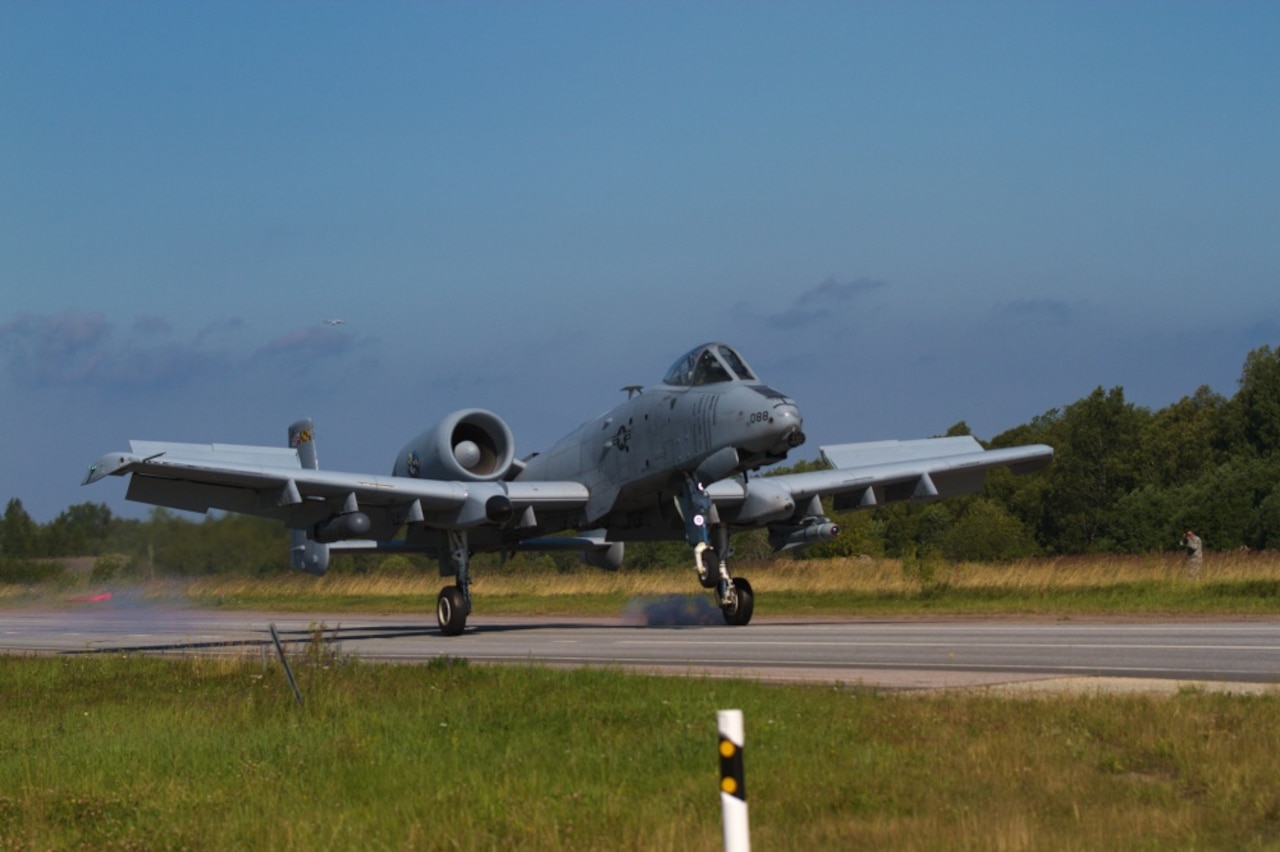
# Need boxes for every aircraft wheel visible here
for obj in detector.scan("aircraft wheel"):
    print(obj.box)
[437,586,469,636]
[721,577,754,626]
[697,554,720,589]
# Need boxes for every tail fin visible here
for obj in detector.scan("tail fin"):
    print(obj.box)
[288,418,330,576]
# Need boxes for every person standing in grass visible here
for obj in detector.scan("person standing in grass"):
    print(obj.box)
[1180,530,1203,578]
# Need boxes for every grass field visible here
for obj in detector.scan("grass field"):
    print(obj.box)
[4,553,1280,848]
[4,653,1280,850]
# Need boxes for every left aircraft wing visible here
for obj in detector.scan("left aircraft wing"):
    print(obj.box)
[707,435,1052,520]
[83,440,589,539]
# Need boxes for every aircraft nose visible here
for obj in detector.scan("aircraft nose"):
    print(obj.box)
[771,401,806,450]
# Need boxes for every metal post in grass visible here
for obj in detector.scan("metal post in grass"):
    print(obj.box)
[269,622,304,707]
[718,709,749,851]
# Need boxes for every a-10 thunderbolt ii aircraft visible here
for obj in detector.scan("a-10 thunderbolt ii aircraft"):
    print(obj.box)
[83,343,1052,635]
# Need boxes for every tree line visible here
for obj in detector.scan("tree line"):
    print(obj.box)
[3,344,1279,579]
[798,343,1280,562]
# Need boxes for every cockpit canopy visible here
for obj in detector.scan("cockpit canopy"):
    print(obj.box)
[662,343,759,387]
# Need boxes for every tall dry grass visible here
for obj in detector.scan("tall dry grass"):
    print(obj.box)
[756,550,1280,593]
[166,550,1280,613]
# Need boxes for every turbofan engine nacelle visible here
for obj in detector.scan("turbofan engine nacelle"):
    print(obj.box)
[394,409,516,482]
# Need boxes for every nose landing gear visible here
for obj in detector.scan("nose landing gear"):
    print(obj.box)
[678,475,754,626]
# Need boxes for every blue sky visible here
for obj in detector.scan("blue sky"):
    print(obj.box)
[3,2,1278,521]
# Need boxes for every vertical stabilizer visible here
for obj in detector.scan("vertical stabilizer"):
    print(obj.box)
[289,419,319,470]
[288,419,330,575]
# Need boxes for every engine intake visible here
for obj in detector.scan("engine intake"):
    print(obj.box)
[394,409,517,482]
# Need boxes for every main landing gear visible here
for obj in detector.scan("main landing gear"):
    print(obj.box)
[436,529,472,636]
[679,475,755,626]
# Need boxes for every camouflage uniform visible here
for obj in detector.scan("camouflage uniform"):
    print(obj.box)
[1180,531,1203,578]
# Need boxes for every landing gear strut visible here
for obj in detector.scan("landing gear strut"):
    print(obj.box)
[437,530,472,636]
[678,475,754,626]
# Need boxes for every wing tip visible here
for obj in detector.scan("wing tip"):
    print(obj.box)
[83,452,142,485]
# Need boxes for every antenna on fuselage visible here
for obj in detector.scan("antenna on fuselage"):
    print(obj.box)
[622,385,643,399]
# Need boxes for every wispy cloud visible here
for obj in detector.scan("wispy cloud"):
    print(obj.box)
[990,298,1073,325]
[194,317,246,346]
[0,311,114,387]
[738,277,889,330]
[131,315,173,336]
[0,311,358,393]
[255,326,354,363]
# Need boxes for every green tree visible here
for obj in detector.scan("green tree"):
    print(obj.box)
[941,498,1039,562]
[1137,385,1227,489]
[1258,488,1280,550]
[120,508,289,576]
[1040,387,1150,553]
[0,498,38,558]
[1109,485,1185,553]
[1225,344,1280,457]
[986,410,1059,551]
[1179,456,1280,550]
[44,502,114,557]
[869,501,955,559]
[622,540,690,569]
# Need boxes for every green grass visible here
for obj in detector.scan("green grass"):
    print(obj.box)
[3,654,1280,849]
[7,554,1280,847]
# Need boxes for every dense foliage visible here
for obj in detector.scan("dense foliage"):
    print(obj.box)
[0,502,291,582]
[3,344,1279,578]
[790,343,1280,562]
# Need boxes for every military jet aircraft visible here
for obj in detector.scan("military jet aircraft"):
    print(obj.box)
[83,342,1052,635]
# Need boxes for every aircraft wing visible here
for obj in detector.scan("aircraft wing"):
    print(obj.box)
[83,440,589,536]
[707,435,1052,519]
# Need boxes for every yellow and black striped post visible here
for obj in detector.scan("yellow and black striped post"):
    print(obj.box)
[718,709,750,851]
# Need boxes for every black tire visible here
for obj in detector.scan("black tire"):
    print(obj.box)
[721,577,754,626]
[437,586,469,636]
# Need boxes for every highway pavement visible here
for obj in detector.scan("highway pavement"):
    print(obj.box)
[4,601,1280,692]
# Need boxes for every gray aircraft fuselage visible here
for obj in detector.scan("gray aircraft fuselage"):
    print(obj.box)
[518,360,804,531]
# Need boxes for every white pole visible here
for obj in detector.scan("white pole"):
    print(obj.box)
[718,709,750,852]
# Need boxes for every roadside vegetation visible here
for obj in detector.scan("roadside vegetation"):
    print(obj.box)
[6,344,1280,583]
[5,551,1280,619]
[3,653,1279,850]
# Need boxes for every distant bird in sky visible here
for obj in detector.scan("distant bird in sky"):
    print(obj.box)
[322,318,346,326]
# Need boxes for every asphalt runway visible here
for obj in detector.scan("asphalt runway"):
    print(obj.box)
[5,601,1280,692]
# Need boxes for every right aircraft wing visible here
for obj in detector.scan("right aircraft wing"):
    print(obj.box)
[708,435,1052,520]
[82,440,590,539]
